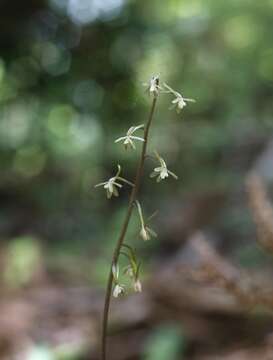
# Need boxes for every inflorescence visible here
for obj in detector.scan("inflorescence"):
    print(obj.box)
[96,75,194,297]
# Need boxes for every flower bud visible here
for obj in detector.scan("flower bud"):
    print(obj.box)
[140,226,150,241]
[113,284,125,298]
[133,279,142,293]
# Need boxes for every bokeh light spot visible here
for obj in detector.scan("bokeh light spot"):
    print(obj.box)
[0,102,32,148]
[40,42,71,76]
[223,15,261,49]
[13,146,46,178]
[73,80,104,110]
[47,104,75,138]
[67,0,124,25]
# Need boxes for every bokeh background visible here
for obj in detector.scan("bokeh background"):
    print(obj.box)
[1,0,273,359]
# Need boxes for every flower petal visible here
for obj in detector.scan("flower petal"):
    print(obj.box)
[168,170,178,180]
[146,226,157,238]
[134,279,142,293]
[172,98,180,104]
[112,186,119,197]
[130,136,145,142]
[115,137,126,143]
[112,181,122,188]
[94,181,107,187]
[131,124,144,133]
[128,138,136,149]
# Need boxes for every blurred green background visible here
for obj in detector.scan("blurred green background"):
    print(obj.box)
[1,0,273,359]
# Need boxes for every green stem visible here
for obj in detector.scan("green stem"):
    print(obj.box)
[101,93,158,360]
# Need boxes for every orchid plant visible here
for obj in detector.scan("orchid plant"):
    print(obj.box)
[96,76,195,360]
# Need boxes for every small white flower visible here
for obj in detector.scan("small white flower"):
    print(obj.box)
[113,284,125,298]
[112,263,125,297]
[133,279,142,293]
[123,255,142,293]
[140,224,157,241]
[164,83,195,113]
[135,200,157,241]
[95,165,134,199]
[115,124,144,150]
[150,151,178,182]
[112,263,119,281]
[143,75,160,97]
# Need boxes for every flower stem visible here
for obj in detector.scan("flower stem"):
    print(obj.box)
[101,93,158,360]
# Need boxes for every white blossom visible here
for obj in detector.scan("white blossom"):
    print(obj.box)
[113,284,125,298]
[135,200,157,241]
[164,83,195,113]
[115,124,144,150]
[112,263,125,297]
[123,256,142,292]
[95,165,134,199]
[150,151,178,182]
[139,224,157,241]
[143,75,160,97]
